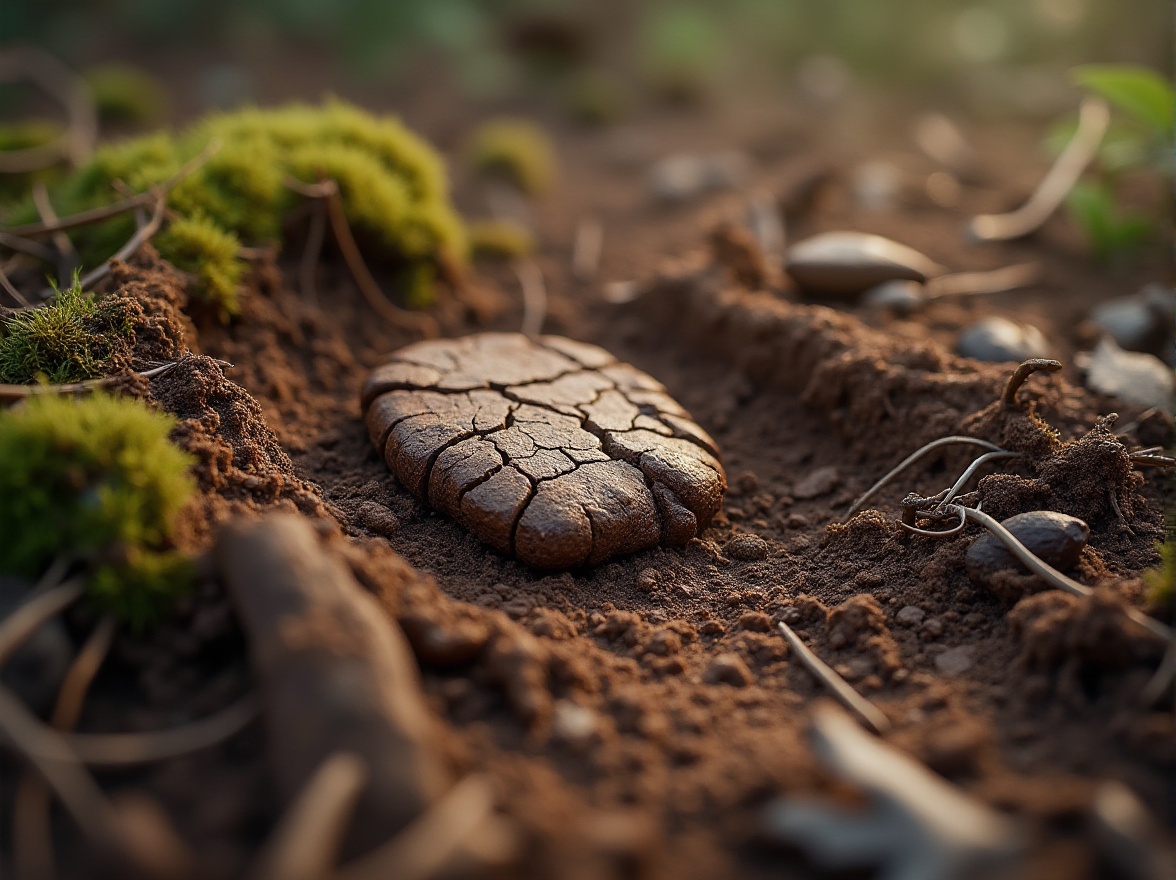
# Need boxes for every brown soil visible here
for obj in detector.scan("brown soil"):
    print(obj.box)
[5,88,1173,880]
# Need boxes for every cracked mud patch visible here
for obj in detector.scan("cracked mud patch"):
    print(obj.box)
[362,332,727,568]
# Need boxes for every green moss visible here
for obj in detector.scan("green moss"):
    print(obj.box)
[85,64,167,125]
[90,550,195,633]
[467,218,534,259]
[19,100,465,310]
[0,119,63,152]
[154,214,243,319]
[0,278,135,384]
[468,118,556,196]
[0,393,196,629]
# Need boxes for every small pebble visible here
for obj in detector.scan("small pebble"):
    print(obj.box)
[921,617,945,640]
[934,645,976,676]
[650,151,748,204]
[786,513,810,529]
[702,653,753,687]
[354,500,399,536]
[636,568,660,592]
[727,534,770,561]
[956,316,1051,363]
[965,510,1089,591]
[861,279,925,316]
[895,605,926,627]
[1088,284,1175,357]
[784,231,944,299]
[1077,337,1174,410]
[552,700,599,747]
[852,160,903,212]
[792,466,841,500]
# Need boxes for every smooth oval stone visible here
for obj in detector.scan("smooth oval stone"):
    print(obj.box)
[1077,337,1175,410]
[965,511,1089,591]
[362,333,726,569]
[860,279,925,315]
[784,231,945,299]
[956,317,1050,363]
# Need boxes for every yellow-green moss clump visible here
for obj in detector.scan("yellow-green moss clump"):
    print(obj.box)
[1146,511,1175,610]
[468,118,556,196]
[467,218,535,260]
[10,100,466,312]
[0,278,135,384]
[0,393,195,630]
[85,64,167,125]
[154,214,243,318]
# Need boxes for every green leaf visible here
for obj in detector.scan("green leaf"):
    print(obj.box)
[1072,64,1174,135]
[1065,179,1152,262]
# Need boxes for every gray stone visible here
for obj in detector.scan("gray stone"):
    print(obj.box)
[896,605,926,627]
[956,317,1051,363]
[861,279,925,316]
[965,511,1089,591]
[934,646,976,677]
[1089,285,1175,357]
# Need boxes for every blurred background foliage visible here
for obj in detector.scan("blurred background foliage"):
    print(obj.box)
[1,0,1167,117]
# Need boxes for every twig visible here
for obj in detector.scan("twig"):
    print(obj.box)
[32,180,79,283]
[64,694,260,766]
[0,261,32,307]
[0,358,214,404]
[0,231,56,261]
[299,199,328,306]
[14,615,117,880]
[844,436,1006,520]
[969,97,1109,242]
[69,190,167,293]
[571,217,603,282]
[251,752,368,880]
[2,137,222,239]
[923,262,1040,300]
[334,774,500,880]
[288,177,439,337]
[0,683,125,856]
[776,622,891,735]
[899,505,968,538]
[0,579,85,668]
[1140,638,1176,707]
[515,258,547,338]
[933,450,1023,512]
[1001,358,1062,407]
[0,46,97,171]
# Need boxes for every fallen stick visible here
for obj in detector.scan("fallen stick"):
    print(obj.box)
[215,514,452,858]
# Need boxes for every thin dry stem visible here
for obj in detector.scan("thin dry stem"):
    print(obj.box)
[0,579,84,667]
[0,357,217,404]
[515,258,547,338]
[286,177,439,337]
[2,136,222,239]
[0,262,32,307]
[923,262,1040,300]
[32,180,79,282]
[933,450,1023,512]
[251,752,368,880]
[0,47,97,172]
[334,774,500,880]
[969,97,1109,241]
[14,615,116,880]
[776,621,891,735]
[64,694,259,766]
[844,436,1006,520]
[299,199,328,306]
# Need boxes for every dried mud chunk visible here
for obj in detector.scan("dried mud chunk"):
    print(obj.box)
[363,333,726,568]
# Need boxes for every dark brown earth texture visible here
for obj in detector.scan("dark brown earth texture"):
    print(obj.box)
[2,75,1174,880]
